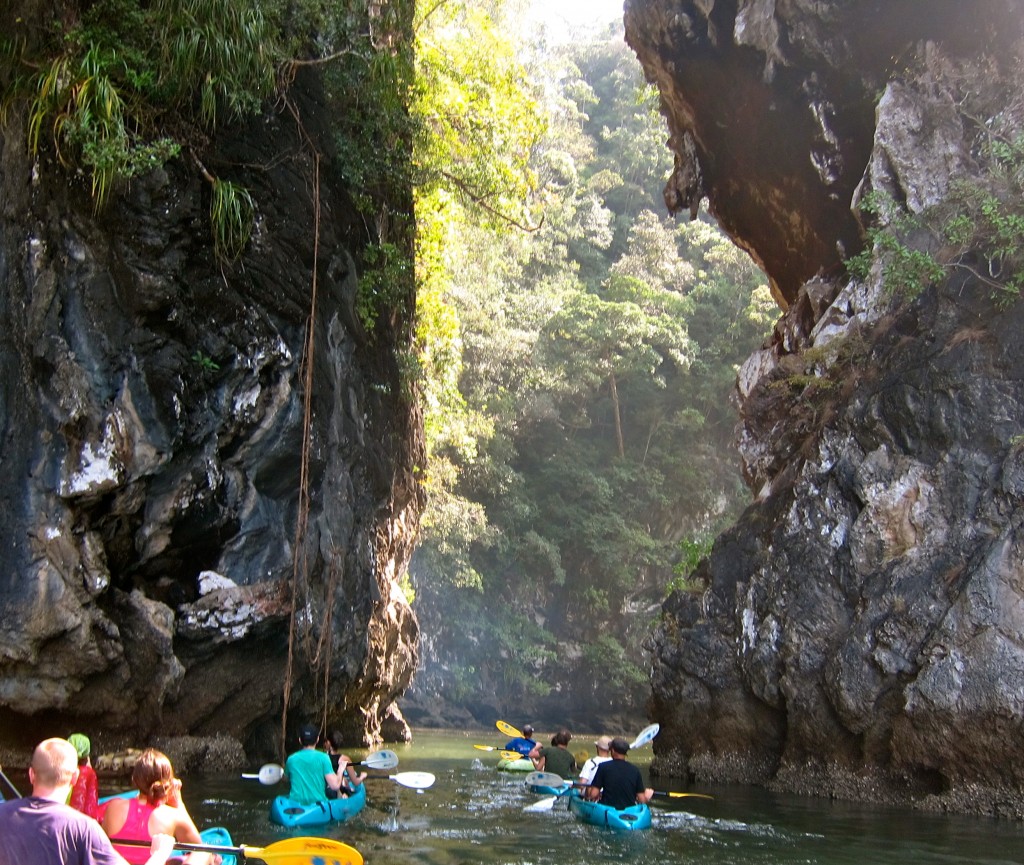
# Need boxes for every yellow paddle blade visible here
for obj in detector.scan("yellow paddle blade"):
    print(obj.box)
[243,837,363,865]
[496,720,522,738]
[113,836,363,865]
[499,750,525,761]
[657,791,715,800]
[473,744,497,751]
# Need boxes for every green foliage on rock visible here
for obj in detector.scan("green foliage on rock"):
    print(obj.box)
[12,0,274,221]
[847,54,1024,306]
[3,0,412,269]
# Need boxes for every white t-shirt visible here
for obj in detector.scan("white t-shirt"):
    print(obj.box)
[579,755,611,784]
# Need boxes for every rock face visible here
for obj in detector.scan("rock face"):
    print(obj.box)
[626,0,1024,814]
[0,5,422,757]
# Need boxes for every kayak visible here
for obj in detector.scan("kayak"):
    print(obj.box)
[270,782,367,827]
[567,790,652,831]
[528,780,572,796]
[496,757,534,772]
[200,827,236,865]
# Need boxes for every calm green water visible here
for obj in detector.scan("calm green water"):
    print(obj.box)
[118,729,1024,864]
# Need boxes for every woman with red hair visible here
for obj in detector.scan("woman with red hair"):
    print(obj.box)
[101,749,213,865]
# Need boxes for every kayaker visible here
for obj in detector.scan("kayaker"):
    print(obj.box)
[0,737,175,865]
[284,723,348,805]
[503,724,537,756]
[324,730,367,799]
[100,748,213,865]
[585,737,653,810]
[529,729,577,778]
[578,735,612,785]
[68,732,100,819]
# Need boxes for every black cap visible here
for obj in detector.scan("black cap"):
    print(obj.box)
[523,725,535,735]
[609,737,630,755]
[299,723,319,745]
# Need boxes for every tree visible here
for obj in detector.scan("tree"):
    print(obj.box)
[406,23,776,728]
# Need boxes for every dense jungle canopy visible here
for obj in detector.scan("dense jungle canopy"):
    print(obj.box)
[404,3,775,728]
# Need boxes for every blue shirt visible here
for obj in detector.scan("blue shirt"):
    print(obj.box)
[504,737,536,756]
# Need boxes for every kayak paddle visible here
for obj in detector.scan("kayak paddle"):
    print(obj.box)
[473,745,527,761]
[495,720,523,738]
[112,834,363,864]
[525,771,573,789]
[350,749,400,770]
[241,750,399,784]
[364,770,436,790]
[653,790,715,800]
[529,771,713,802]
[629,723,660,749]
[241,763,284,785]
[0,768,21,798]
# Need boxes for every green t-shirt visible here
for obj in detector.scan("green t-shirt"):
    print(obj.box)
[539,746,577,779]
[285,748,334,804]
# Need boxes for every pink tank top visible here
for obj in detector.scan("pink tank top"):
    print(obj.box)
[112,797,159,864]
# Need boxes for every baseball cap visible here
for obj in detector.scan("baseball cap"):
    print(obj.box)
[68,733,91,758]
[609,737,630,755]
[523,725,535,735]
[298,723,319,745]
[594,736,612,750]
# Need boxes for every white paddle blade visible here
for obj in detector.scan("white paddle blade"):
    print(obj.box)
[630,723,660,749]
[362,749,399,770]
[525,771,565,788]
[524,795,558,812]
[258,763,284,785]
[389,771,435,789]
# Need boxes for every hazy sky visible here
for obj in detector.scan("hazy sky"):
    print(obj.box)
[526,0,625,39]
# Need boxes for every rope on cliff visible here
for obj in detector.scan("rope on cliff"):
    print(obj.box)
[281,137,322,761]
[315,556,340,737]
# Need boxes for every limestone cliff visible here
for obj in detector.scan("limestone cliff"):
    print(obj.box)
[627,0,1024,814]
[0,0,422,761]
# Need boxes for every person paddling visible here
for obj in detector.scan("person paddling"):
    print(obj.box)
[68,732,100,819]
[529,729,577,779]
[579,735,612,785]
[585,737,653,810]
[100,748,212,865]
[503,724,537,756]
[284,723,350,805]
[325,729,367,799]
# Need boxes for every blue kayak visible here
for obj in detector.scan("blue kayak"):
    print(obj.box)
[270,782,367,827]
[200,827,236,865]
[528,781,572,796]
[567,790,652,831]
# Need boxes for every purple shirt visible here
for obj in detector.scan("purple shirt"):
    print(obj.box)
[0,796,126,865]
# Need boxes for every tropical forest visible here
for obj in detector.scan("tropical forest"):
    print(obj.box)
[403,6,774,729]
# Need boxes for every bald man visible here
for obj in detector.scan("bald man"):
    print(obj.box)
[0,738,174,865]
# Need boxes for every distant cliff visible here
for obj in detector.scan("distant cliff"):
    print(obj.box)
[627,0,1024,815]
[0,0,421,762]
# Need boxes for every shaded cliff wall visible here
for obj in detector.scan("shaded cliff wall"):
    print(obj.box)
[0,1,422,760]
[626,0,1024,815]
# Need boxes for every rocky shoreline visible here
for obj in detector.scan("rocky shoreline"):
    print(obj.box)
[0,734,245,782]
[653,750,1024,820]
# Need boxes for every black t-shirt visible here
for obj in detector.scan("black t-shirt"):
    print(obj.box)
[589,758,645,810]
